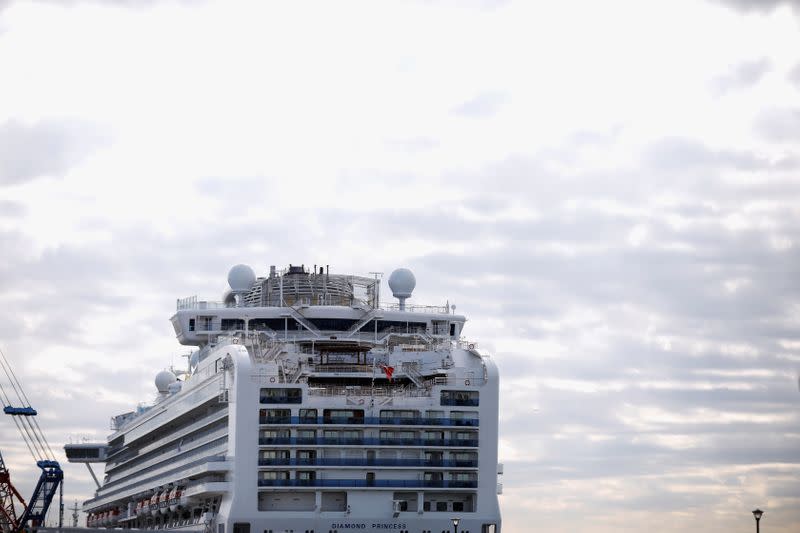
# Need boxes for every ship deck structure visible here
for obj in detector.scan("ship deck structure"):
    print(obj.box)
[65,264,502,533]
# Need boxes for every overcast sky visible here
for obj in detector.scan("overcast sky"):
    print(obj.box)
[1,0,799,531]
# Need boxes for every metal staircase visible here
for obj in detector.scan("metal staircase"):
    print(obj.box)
[401,362,424,388]
[345,309,383,338]
[281,307,321,337]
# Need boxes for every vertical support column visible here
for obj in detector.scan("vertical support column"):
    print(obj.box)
[315,491,322,512]
[417,491,424,514]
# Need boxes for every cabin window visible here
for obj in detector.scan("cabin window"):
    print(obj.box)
[441,390,479,406]
[323,409,363,423]
[299,409,317,421]
[189,318,195,332]
[233,523,250,533]
[260,388,302,404]
[259,409,291,423]
[260,471,289,480]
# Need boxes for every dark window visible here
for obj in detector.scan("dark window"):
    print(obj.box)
[450,323,456,336]
[436,501,447,512]
[423,501,430,512]
[249,318,298,331]
[189,318,195,332]
[221,318,245,331]
[65,447,100,459]
[308,318,359,331]
[441,390,479,406]
[453,501,464,512]
[233,524,250,533]
[260,388,302,404]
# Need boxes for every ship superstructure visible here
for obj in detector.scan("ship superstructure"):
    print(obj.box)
[68,264,502,533]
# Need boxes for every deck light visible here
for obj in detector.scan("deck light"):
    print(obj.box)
[451,517,460,533]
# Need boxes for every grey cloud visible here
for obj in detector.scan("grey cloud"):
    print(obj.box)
[0,200,25,218]
[0,120,108,186]
[755,108,800,141]
[711,0,800,13]
[641,136,779,171]
[788,62,800,88]
[711,58,771,95]
[452,92,507,118]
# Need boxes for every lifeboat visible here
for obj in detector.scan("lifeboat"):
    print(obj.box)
[168,486,183,512]
[136,498,149,516]
[149,492,160,516]
[158,489,170,514]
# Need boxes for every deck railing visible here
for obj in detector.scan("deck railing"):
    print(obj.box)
[257,458,477,468]
[258,415,479,427]
[256,479,476,488]
[257,437,479,447]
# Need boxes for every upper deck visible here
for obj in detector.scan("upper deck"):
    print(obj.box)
[171,264,465,346]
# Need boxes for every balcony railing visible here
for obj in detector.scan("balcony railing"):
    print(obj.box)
[257,437,479,447]
[257,458,478,468]
[257,479,477,488]
[258,416,479,427]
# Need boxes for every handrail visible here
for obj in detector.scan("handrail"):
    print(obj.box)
[257,437,479,447]
[256,479,476,488]
[257,458,478,468]
[258,416,479,427]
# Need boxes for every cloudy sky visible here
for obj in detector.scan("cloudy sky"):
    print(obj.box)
[1,0,799,531]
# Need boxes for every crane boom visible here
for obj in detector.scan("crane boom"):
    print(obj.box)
[0,347,63,532]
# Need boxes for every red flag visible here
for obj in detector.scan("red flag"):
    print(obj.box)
[381,364,394,381]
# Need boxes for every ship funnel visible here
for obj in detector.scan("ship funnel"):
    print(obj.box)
[388,268,416,311]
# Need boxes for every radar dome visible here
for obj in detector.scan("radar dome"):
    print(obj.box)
[228,264,256,292]
[388,268,416,298]
[155,370,177,393]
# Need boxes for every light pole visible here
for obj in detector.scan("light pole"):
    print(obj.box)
[752,509,763,533]
[451,517,460,533]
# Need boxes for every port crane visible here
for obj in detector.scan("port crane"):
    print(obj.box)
[0,347,63,532]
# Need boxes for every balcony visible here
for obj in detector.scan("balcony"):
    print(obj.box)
[257,479,477,488]
[258,416,479,427]
[257,437,479,447]
[257,458,478,468]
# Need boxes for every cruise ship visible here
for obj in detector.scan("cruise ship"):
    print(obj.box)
[65,264,502,533]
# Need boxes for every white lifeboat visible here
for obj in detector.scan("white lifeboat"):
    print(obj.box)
[149,492,160,516]
[168,486,182,512]
[158,489,170,514]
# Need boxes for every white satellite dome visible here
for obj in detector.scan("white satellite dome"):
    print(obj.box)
[155,370,177,393]
[228,264,256,292]
[388,268,416,298]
